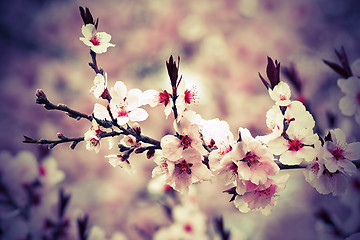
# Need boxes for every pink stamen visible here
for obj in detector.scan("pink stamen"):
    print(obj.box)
[244,151,260,167]
[288,138,304,152]
[330,146,345,161]
[184,87,198,104]
[180,135,192,149]
[158,90,171,106]
[90,36,100,46]
[175,160,193,175]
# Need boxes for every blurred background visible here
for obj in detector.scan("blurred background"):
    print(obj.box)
[1,0,360,239]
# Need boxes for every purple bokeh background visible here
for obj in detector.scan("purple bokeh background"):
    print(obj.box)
[1,0,360,239]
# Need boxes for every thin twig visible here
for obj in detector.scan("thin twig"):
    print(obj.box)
[36,89,93,122]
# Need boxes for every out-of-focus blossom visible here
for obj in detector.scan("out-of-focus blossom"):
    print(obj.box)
[304,157,349,196]
[93,81,149,125]
[234,174,289,215]
[90,73,108,99]
[268,81,292,106]
[105,154,135,174]
[38,156,65,186]
[79,24,115,54]
[337,76,360,124]
[88,225,128,240]
[267,123,320,165]
[323,128,360,176]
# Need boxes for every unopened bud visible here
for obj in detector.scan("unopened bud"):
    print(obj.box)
[133,123,141,135]
[57,133,66,139]
[35,89,47,104]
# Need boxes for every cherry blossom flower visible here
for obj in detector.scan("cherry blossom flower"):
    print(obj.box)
[322,128,360,176]
[234,174,289,215]
[88,225,127,240]
[256,105,284,144]
[120,135,139,148]
[161,112,206,162]
[38,156,65,186]
[143,89,173,118]
[267,123,320,165]
[283,100,315,129]
[304,157,349,196]
[105,154,135,174]
[90,73,108,99]
[214,128,279,186]
[176,80,199,117]
[93,81,149,125]
[154,148,212,194]
[268,81,291,106]
[84,120,105,153]
[79,24,115,54]
[337,76,360,124]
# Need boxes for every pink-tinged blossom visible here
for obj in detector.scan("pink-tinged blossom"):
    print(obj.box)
[337,76,360,124]
[79,24,115,54]
[322,128,360,176]
[120,135,139,148]
[304,157,349,196]
[90,73,107,99]
[84,120,104,153]
[283,100,315,129]
[88,225,127,240]
[256,105,284,144]
[234,174,289,215]
[38,156,65,186]
[268,81,291,106]
[161,112,206,162]
[176,80,199,117]
[154,149,212,194]
[267,123,320,165]
[214,128,279,186]
[200,118,234,149]
[93,81,149,125]
[105,154,135,174]
[143,89,173,118]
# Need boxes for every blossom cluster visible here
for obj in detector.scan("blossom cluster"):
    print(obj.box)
[20,6,360,239]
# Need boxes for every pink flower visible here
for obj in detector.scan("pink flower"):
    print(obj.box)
[323,128,360,176]
[304,157,349,196]
[90,73,108,99]
[215,128,279,186]
[84,120,105,153]
[234,174,289,215]
[267,123,320,165]
[161,112,206,162]
[268,81,291,106]
[93,81,149,126]
[105,154,135,174]
[79,24,115,54]
[143,89,173,118]
[337,76,360,124]
[154,149,212,194]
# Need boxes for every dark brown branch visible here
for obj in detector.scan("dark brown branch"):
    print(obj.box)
[89,50,102,74]
[23,131,122,149]
[36,89,93,121]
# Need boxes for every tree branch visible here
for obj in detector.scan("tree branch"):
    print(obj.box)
[36,89,93,121]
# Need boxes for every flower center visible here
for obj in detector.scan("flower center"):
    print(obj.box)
[90,35,100,46]
[184,87,198,104]
[330,146,345,161]
[180,135,192,149]
[184,223,193,233]
[158,90,171,106]
[116,105,128,117]
[288,138,304,152]
[90,138,100,147]
[175,160,193,174]
[244,151,260,167]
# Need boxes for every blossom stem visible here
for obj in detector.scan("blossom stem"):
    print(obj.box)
[89,50,102,74]
[23,131,122,149]
[36,89,93,122]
